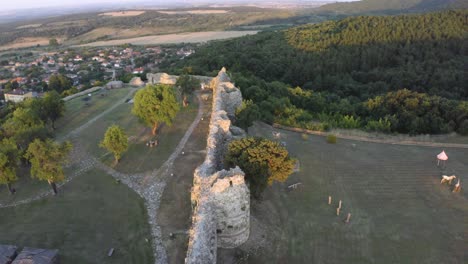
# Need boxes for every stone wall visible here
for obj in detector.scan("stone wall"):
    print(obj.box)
[185,68,250,264]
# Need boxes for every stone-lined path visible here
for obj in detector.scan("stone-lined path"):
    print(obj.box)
[0,92,205,264]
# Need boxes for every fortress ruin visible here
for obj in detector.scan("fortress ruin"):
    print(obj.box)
[185,68,250,263]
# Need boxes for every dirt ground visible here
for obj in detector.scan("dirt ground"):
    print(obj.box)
[0,37,52,51]
[218,122,468,264]
[99,11,146,17]
[76,31,258,47]
[157,91,212,263]
[158,10,229,15]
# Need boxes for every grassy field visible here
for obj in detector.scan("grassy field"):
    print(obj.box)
[77,96,199,173]
[55,87,134,138]
[219,122,468,264]
[157,96,211,263]
[0,168,154,264]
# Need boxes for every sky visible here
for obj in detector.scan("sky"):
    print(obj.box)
[3,0,356,11]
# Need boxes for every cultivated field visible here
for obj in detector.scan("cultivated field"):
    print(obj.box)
[99,11,146,17]
[0,37,51,51]
[77,31,259,47]
[16,23,42,29]
[219,122,468,263]
[158,10,229,15]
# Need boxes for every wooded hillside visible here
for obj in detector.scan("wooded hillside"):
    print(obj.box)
[167,10,468,135]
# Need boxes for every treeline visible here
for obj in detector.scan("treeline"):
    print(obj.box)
[165,10,468,135]
[317,0,468,14]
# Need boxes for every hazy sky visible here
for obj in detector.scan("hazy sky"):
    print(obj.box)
[3,0,355,11]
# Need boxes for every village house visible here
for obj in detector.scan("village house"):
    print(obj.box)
[133,67,144,74]
[73,55,83,62]
[4,89,38,103]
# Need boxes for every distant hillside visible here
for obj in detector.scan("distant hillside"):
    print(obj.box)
[318,0,468,14]
[286,10,467,52]
[0,7,296,47]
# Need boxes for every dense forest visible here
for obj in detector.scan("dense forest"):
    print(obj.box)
[317,0,468,14]
[167,10,468,135]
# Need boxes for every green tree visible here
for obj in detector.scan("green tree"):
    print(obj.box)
[235,100,261,130]
[225,137,295,198]
[132,84,180,135]
[100,125,128,165]
[176,74,200,107]
[2,107,48,150]
[42,91,65,129]
[0,138,19,194]
[48,74,71,93]
[24,139,72,195]
[49,38,59,46]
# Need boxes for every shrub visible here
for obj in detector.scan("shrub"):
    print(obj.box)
[301,133,309,141]
[326,134,337,144]
[225,137,295,198]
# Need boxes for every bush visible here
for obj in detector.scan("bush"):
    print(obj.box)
[225,137,296,198]
[326,134,337,144]
[301,133,309,141]
[365,117,392,133]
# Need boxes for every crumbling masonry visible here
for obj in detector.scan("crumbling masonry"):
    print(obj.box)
[185,68,250,263]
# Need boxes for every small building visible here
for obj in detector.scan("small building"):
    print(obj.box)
[132,67,144,74]
[12,247,59,264]
[106,81,124,89]
[4,89,38,103]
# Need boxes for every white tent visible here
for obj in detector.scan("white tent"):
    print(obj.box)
[437,150,448,166]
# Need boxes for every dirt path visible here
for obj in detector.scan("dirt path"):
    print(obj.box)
[0,92,206,264]
[61,88,138,140]
[272,123,468,149]
[95,93,205,264]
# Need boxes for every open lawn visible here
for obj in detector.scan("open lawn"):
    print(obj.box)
[0,168,154,264]
[77,96,199,173]
[219,122,468,263]
[55,87,135,138]
[157,94,211,263]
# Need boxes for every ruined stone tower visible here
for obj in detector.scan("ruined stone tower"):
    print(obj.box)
[185,68,250,263]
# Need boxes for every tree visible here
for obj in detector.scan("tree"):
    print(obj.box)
[235,100,261,130]
[49,38,59,46]
[41,91,65,129]
[24,139,72,195]
[48,74,71,93]
[225,137,295,198]
[176,74,200,107]
[2,107,48,151]
[0,138,19,194]
[132,84,180,135]
[100,125,128,165]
